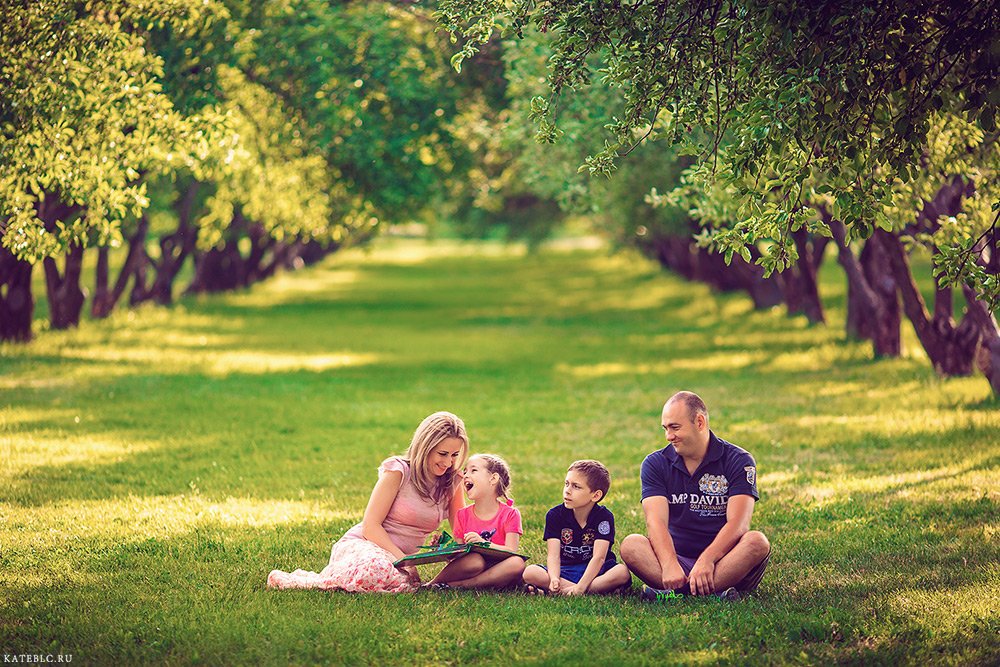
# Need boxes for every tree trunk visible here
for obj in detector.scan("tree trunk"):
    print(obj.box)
[243,223,277,285]
[962,284,1000,395]
[145,181,201,305]
[780,229,827,324]
[826,214,901,357]
[43,243,86,330]
[694,247,784,309]
[187,211,248,294]
[649,236,697,280]
[861,231,902,355]
[187,242,245,293]
[298,240,333,266]
[91,214,150,318]
[36,197,86,330]
[0,245,34,342]
[883,231,981,376]
[644,231,783,309]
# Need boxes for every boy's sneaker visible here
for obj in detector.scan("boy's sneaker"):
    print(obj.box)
[640,585,684,602]
[716,587,741,602]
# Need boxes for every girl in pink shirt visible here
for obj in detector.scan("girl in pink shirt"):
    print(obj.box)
[428,453,525,589]
[267,412,468,593]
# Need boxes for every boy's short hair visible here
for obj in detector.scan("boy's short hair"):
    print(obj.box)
[568,460,611,501]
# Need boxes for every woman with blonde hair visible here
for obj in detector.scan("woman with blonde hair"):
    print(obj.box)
[267,411,468,593]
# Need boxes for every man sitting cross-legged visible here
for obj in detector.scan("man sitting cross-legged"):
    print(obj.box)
[621,391,770,601]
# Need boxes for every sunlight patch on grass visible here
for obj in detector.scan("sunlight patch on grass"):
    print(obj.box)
[56,347,379,375]
[342,238,529,264]
[792,409,999,436]
[220,268,362,307]
[2,495,356,547]
[3,434,154,471]
[804,379,926,401]
[205,350,378,375]
[555,353,765,378]
[796,457,998,507]
[883,571,999,635]
[0,364,140,389]
[763,344,868,372]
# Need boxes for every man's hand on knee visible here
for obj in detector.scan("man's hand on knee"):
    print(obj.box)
[688,558,715,595]
[661,561,687,591]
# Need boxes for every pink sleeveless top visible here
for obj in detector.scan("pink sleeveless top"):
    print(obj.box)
[340,457,450,555]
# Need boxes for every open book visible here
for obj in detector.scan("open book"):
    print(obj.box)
[393,531,528,567]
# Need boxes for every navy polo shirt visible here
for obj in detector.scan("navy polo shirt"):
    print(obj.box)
[542,503,618,567]
[640,431,758,558]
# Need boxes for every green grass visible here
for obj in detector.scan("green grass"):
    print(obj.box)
[1,238,997,666]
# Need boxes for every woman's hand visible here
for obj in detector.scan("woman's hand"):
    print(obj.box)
[398,564,420,586]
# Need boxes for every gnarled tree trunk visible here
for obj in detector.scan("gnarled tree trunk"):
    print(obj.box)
[43,243,86,330]
[187,210,250,294]
[145,180,201,305]
[91,214,150,318]
[645,231,784,309]
[0,245,34,342]
[780,229,828,324]
[883,232,981,376]
[826,214,901,357]
[37,197,86,330]
[961,284,1000,395]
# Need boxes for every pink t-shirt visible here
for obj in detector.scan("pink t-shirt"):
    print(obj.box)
[453,502,523,547]
[341,457,451,555]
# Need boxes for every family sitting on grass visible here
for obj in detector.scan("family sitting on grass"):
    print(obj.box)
[267,391,771,601]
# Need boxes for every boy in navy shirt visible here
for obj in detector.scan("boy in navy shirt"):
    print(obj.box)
[621,391,771,600]
[522,460,632,595]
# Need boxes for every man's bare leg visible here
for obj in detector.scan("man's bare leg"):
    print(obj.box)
[622,531,770,594]
[711,531,770,592]
[620,533,667,588]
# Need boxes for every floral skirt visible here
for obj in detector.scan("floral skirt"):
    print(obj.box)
[266,536,417,593]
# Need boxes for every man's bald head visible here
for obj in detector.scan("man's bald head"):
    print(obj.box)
[665,391,709,424]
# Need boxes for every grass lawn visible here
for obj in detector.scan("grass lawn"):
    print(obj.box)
[1,238,997,666]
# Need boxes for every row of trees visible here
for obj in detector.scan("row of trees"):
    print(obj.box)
[437,0,1000,393]
[1,0,488,340]
[2,1,998,394]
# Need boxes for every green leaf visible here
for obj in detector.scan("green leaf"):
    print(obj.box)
[979,106,996,133]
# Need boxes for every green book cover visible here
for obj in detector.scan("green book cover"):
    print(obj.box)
[393,531,528,567]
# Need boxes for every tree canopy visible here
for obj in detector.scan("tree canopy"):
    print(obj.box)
[438,0,1000,306]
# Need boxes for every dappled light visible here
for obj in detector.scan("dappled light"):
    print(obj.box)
[61,347,379,376]
[1,239,997,664]
[3,0,997,661]
[556,352,766,378]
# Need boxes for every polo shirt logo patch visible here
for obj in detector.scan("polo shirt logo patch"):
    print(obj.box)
[561,528,574,544]
[699,474,729,496]
[598,520,611,536]
[745,466,756,486]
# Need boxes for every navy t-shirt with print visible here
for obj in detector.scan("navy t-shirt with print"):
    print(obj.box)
[640,431,758,558]
[542,503,618,566]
